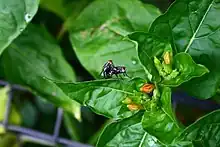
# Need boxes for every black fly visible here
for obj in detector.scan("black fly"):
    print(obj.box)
[100,60,130,79]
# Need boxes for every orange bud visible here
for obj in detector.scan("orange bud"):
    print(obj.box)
[122,98,132,104]
[127,104,142,111]
[163,51,172,64]
[140,83,155,93]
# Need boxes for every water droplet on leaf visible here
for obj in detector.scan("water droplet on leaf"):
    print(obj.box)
[19,28,24,32]
[24,13,32,23]
[132,60,137,65]
[131,58,138,65]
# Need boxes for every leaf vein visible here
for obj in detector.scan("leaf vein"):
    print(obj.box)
[184,1,214,53]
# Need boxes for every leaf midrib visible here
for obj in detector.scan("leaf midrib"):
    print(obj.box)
[107,123,147,146]
[74,85,134,95]
[184,0,214,53]
[138,132,147,147]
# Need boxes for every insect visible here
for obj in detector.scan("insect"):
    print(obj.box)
[100,60,130,79]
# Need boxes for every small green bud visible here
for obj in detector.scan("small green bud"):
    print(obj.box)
[154,57,167,77]
[150,102,158,111]
[164,69,179,80]
[122,97,132,104]
[162,62,172,74]
[152,88,160,101]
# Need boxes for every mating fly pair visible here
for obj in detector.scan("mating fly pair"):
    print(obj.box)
[100,60,130,79]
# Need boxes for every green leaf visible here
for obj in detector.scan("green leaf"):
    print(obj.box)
[182,72,220,99]
[50,78,146,119]
[40,0,92,20]
[161,53,209,87]
[69,0,161,79]
[0,24,81,119]
[129,32,208,86]
[97,113,163,147]
[143,3,161,18]
[128,32,170,82]
[0,86,21,134]
[150,0,220,98]
[174,109,220,146]
[0,0,39,55]
[142,87,182,144]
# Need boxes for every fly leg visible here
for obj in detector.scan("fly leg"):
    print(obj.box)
[115,74,119,79]
[123,72,131,78]
[118,74,123,80]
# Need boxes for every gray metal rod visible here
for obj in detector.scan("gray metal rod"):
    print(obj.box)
[3,88,13,127]
[0,123,93,147]
[53,108,63,141]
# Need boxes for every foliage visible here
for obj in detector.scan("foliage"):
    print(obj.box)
[0,87,21,134]
[0,0,220,146]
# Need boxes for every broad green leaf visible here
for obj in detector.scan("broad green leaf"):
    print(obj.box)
[97,113,163,147]
[128,32,170,82]
[142,87,182,144]
[161,53,209,87]
[174,109,220,146]
[143,3,161,18]
[0,0,39,55]
[69,0,161,79]
[0,24,81,120]
[129,32,208,86]
[50,78,147,119]
[0,87,21,134]
[40,0,92,20]
[150,0,220,98]
[182,72,220,99]
[171,141,194,147]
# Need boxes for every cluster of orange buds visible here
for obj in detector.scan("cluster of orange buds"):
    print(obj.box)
[140,83,155,93]
[127,104,143,111]
[122,98,143,111]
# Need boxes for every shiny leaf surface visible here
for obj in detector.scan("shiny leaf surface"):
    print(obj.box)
[175,109,220,146]
[51,78,146,119]
[142,87,182,144]
[40,0,92,20]
[97,113,163,147]
[128,32,168,82]
[69,0,161,79]
[129,32,208,86]
[0,0,39,55]
[150,0,220,98]
[161,53,209,87]
[1,25,80,118]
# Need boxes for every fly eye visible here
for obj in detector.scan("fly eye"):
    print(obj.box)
[108,60,113,63]
[121,67,126,72]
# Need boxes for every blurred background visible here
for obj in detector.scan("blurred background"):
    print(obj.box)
[0,0,219,147]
